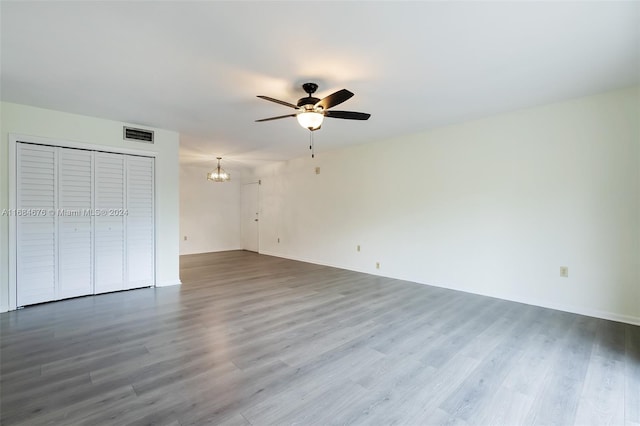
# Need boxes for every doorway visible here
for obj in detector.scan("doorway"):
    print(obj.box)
[241,182,259,252]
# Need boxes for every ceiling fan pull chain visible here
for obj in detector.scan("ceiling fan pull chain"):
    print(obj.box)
[310,131,315,158]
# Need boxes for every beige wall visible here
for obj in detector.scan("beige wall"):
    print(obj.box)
[255,86,640,324]
[179,163,242,254]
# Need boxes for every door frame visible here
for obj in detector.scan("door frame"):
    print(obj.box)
[7,133,157,311]
[240,181,261,253]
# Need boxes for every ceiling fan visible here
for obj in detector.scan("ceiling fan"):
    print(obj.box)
[256,83,371,131]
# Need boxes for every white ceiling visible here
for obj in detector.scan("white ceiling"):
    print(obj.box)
[2,1,638,170]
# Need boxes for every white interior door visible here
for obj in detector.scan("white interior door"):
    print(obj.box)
[94,152,125,293]
[16,144,57,306]
[241,182,259,252]
[125,155,155,289]
[58,148,93,299]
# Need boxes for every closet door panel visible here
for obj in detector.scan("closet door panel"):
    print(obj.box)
[58,148,93,299]
[16,144,57,306]
[94,152,125,293]
[126,156,155,289]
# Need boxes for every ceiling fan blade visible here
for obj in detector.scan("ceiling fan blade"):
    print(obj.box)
[257,95,298,109]
[315,89,354,110]
[325,110,371,120]
[255,114,297,122]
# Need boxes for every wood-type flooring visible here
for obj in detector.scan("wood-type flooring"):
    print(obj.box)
[1,250,639,425]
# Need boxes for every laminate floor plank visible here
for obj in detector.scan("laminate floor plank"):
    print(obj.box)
[574,354,626,426]
[0,373,94,423]
[10,385,137,426]
[88,344,215,385]
[354,353,480,425]
[173,360,298,425]
[3,345,149,403]
[335,359,439,425]
[473,386,534,426]
[1,250,638,425]
[267,380,368,425]
[524,315,598,425]
[625,324,640,425]
[73,385,187,426]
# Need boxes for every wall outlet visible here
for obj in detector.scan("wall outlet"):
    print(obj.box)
[560,266,568,277]
[184,236,187,241]
[376,262,380,269]
[357,245,360,252]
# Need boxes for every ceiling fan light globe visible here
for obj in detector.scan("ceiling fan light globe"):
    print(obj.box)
[297,111,324,131]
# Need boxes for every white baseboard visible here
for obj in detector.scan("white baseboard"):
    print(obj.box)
[492,294,640,326]
[155,280,182,287]
[180,247,243,256]
[258,251,640,326]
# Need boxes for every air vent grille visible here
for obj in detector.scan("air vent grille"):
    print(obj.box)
[123,126,154,143]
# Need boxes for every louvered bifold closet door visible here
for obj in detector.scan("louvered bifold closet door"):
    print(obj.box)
[94,152,125,293]
[16,144,57,306]
[58,148,93,299]
[125,156,154,289]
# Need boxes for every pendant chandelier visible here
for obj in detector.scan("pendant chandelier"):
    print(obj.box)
[207,157,230,182]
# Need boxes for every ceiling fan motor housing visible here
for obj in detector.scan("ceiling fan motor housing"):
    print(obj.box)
[297,97,321,108]
[302,82,318,95]
[298,82,322,110]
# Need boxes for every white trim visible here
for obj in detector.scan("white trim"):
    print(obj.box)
[258,250,640,326]
[8,137,17,311]
[155,280,182,287]
[91,150,97,299]
[412,281,640,326]
[9,133,159,157]
[241,182,260,253]
[180,247,243,256]
[479,292,640,326]
[53,147,60,301]
[151,157,157,291]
